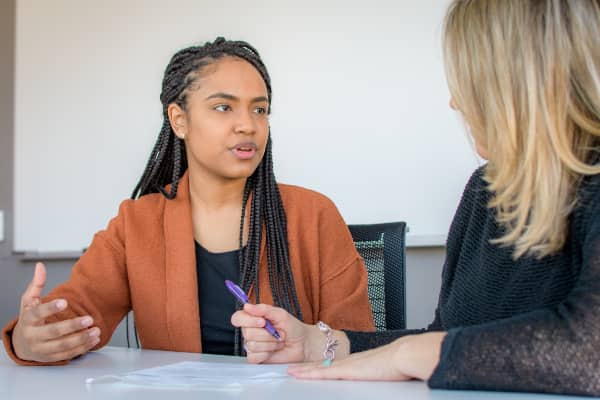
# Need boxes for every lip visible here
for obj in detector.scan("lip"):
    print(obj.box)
[230,142,258,160]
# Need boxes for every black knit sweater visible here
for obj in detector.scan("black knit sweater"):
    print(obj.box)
[346,166,600,396]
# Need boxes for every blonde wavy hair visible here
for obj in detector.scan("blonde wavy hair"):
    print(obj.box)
[443,0,600,259]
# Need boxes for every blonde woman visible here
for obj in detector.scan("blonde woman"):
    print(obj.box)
[232,0,600,396]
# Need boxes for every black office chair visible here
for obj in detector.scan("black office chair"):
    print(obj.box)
[348,222,407,331]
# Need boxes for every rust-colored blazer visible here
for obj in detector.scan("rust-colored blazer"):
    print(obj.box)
[3,173,375,365]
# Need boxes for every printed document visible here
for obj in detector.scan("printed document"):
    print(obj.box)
[86,361,290,388]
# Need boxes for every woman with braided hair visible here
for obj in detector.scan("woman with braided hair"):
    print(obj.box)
[2,37,374,365]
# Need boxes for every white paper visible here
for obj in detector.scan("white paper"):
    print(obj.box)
[86,361,291,389]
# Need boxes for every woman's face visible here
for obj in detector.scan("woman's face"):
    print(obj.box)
[449,98,489,160]
[169,57,270,182]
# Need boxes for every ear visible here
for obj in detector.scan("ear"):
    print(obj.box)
[167,103,187,139]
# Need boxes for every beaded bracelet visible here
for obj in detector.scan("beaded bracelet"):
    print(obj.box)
[317,321,338,367]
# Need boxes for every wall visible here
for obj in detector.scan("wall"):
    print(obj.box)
[0,0,120,344]
[0,1,444,347]
[14,0,476,253]
[0,0,21,326]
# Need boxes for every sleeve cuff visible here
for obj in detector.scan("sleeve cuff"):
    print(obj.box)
[427,327,460,388]
[2,318,69,366]
[344,329,421,353]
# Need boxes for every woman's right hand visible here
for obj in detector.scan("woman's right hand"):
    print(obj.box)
[11,262,101,363]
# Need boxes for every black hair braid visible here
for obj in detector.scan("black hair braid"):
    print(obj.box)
[234,172,263,355]
[263,146,302,317]
[233,178,254,355]
[131,120,169,198]
[131,38,303,355]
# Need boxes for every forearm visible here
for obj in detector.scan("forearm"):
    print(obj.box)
[428,311,600,396]
[344,328,428,353]
[430,240,600,395]
[395,332,446,380]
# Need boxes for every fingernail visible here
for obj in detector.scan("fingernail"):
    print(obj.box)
[55,300,67,310]
[81,317,93,327]
[255,319,263,326]
[89,328,100,337]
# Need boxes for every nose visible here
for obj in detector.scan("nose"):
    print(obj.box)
[234,109,256,135]
[449,98,458,110]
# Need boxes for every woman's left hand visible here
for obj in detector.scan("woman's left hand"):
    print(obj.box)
[231,303,320,364]
[287,331,446,381]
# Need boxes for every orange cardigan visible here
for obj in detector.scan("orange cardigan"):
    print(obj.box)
[3,174,374,365]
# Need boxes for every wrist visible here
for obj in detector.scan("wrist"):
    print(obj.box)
[393,332,446,380]
[332,329,350,359]
[302,322,350,362]
[11,323,28,361]
[302,324,322,362]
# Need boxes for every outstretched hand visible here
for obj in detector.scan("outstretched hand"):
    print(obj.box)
[11,262,101,363]
[287,332,446,381]
[287,338,412,381]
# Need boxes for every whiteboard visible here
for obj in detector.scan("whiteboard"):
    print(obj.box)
[14,0,480,252]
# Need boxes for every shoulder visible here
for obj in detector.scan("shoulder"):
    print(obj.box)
[577,172,600,210]
[116,192,166,216]
[453,165,489,215]
[574,173,600,243]
[445,165,492,246]
[277,183,358,264]
[90,192,168,251]
[107,192,168,230]
[277,183,339,213]
[463,165,488,195]
[276,183,350,236]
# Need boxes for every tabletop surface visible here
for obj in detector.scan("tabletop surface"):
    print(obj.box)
[0,346,589,400]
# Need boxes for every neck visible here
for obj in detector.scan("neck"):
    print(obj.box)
[188,170,247,211]
[187,169,251,252]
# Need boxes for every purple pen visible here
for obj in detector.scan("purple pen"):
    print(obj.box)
[225,280,282,341]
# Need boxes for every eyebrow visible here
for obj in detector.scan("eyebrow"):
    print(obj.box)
[205,92,268,103]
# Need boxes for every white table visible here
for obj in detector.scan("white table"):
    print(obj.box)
[0,346,587,400]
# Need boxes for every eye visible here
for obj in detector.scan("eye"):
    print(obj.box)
[214,104,231,112]
[254,106,267,115]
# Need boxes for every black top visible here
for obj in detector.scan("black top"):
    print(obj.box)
[346,166,600,396]
[195,242,240,356]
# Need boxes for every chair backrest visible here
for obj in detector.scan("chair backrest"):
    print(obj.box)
[348,222,407,331]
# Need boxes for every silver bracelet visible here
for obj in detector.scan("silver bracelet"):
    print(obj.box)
[317,321,338,366]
